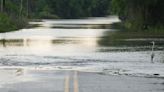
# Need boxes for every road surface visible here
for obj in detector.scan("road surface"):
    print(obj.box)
[0,69,163,92]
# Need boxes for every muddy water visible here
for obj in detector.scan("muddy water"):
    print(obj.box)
[0,16,164,77]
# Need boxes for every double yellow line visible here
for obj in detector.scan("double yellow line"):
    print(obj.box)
[64,71,79,92]
[74,71,79,92]
[64,75,70,92]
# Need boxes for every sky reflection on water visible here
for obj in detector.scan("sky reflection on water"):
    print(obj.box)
[0,16,164,77]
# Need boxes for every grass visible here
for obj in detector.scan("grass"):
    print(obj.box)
[110,22,164,39]
[98,22,164,47]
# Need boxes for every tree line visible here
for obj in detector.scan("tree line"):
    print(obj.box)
[0,0,112,32]
[0,0,112,19]
[0,0,30,32]
[46,0,111,18]
[0,0,164,32]
[111,0,164,30]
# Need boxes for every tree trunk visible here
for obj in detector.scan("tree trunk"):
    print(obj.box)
[26,0,29,17]
[20,0,23,17]
[1,0,3,12]
[1,0,5,12]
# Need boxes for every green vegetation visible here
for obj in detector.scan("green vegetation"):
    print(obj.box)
[0,0,112,32]
[0,0,28,32]
[0,0,164,33]
[0,13,15,32]
[22,0,111,19]
[111,0,164,31]
[46,0,111,18]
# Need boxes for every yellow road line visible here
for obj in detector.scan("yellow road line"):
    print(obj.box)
[74,71,79,92]
[64,75,70,92]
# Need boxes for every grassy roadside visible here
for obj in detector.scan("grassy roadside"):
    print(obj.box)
[111,22,164,39]
[97,22,164,47]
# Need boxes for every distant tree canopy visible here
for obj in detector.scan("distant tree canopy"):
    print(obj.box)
[0,0,112,32]
[45,0,111,18]
[1,0,164,32]
[0,0,29,32]
[12,0,111,19]
[1,0,25,17]
[111,0,164,30]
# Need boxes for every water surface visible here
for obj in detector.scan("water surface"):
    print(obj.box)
[0,16,164,77]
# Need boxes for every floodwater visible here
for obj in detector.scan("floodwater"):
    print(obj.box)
[0,16,164,77]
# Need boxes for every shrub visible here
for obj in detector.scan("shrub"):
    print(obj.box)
[0,13,16,32]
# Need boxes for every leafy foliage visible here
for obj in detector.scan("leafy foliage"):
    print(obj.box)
[0,13,16,32]
[112,0,164,30]
[46,0,111,18]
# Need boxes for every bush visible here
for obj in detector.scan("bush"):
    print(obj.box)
[0,13,16,32]
[0,13,28,33]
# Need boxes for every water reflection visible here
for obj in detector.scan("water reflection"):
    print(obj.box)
[0,29,164,53]
[0,16,164,77]
[0,38,98,55]
[98,30,164,51]
[29,16,120,28]
[1,39,6,47]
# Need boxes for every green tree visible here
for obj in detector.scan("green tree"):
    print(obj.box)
[112,0,164,30]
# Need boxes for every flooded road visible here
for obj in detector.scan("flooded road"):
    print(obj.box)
[0,16,164,77]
